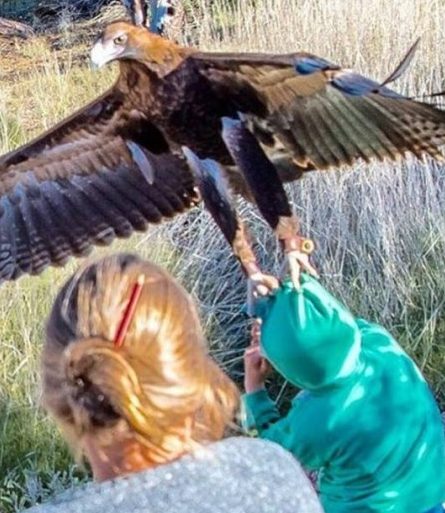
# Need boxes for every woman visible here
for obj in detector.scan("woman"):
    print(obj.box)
[26,253,322,513]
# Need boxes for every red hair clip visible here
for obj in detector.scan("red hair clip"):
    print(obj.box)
[113,275,145,349]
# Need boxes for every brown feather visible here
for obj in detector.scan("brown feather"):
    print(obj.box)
[192,51,445,172]
[0,59,197,280]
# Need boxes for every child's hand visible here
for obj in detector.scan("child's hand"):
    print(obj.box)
[244,320,271,393]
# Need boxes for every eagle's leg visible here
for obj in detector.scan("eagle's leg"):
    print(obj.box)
[221,116,317,287]
[235,234,279,316]
[183,147,279,315]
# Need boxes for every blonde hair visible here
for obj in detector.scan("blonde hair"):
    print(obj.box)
[43,253,239,465]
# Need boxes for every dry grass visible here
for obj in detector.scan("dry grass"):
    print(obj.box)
[1,0,445,510]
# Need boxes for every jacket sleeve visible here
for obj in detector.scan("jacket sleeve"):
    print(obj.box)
[242,389,281,433]
[241,389,326,470]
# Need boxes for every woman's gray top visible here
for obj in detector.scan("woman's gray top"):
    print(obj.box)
[23,437,323,513]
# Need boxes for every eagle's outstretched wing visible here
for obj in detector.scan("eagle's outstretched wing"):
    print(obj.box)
[0,88,196,280]
[193,50,445,172]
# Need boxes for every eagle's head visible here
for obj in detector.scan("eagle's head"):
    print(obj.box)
[91,22,188,76]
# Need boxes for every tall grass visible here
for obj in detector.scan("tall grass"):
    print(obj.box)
[1,0,445,510]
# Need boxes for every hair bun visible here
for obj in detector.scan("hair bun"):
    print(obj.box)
[64,338,121,429]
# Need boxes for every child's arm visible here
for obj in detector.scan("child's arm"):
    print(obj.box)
[243,325,281,431]
[241,389,324,470]
[242,319,324,470]
[242,321,281,429]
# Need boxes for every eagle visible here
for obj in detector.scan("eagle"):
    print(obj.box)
[0,21,445,281]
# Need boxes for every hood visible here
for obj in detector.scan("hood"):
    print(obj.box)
[256,276,362,391]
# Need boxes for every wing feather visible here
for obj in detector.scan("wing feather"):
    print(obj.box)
[316,94,375,163]
[194,51,445,173]
[310,97,358,164]
[27,196,69,269]
[88,175,149,231]
[333,94,396,161]
[35,186,87,260]
[0,87,197,281]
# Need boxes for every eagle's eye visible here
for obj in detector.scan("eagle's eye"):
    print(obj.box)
[113,34,127,46]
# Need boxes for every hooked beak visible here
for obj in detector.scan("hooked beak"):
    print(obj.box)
[90,41,122,69]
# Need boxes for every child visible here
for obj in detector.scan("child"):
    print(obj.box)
[243,274,445,513]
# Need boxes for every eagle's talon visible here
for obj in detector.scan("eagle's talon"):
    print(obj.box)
[249,272,280,295]
[246,272,279,317]
[284,249,318,289]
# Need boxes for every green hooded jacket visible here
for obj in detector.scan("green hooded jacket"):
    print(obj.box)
[242,276,445,513]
